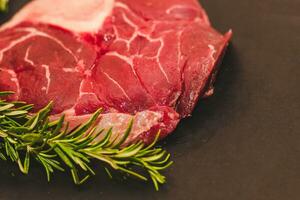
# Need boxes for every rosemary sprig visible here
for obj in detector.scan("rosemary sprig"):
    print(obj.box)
[0,0,8,12]
[0,91,172,190]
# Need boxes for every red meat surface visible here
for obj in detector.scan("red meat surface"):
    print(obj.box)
[0,0,231,144]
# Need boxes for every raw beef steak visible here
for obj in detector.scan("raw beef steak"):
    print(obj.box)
[0,0,232,144]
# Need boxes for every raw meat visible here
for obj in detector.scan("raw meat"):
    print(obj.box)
[0,0,232,144]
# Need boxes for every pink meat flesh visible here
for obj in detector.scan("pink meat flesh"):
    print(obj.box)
[0,0,231,144]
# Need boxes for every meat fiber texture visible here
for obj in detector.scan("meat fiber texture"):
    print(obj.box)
[0,0,232,145]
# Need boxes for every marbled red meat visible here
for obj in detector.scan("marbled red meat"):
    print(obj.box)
[0,0,231,144]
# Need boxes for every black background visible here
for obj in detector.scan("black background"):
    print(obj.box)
[0,0,299,199]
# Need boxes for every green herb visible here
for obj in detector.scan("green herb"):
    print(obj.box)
[0,91,172,190]
[0,0,8,12]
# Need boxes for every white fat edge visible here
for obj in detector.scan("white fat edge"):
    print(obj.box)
[1,0,115,33]
[96,110,163,143]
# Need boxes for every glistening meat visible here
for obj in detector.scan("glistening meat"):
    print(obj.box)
[0,0,232,145]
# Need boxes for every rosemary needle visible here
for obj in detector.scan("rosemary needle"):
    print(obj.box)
[0,91,172,190]
[0,0,8,12]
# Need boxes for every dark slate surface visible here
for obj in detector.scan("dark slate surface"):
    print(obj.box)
[0,0,299,199]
